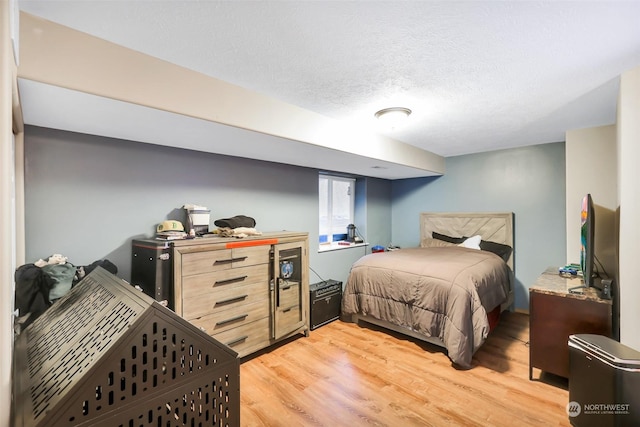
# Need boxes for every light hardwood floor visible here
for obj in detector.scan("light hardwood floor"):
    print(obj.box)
[240,312,570,427]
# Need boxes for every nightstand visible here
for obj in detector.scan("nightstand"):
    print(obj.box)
[529,267,613,380]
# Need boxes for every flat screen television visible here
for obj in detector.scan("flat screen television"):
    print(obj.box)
[580,193,596,287]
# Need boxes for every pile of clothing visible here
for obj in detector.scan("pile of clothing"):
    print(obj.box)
[14,254,118,332]
[213,215,262,238]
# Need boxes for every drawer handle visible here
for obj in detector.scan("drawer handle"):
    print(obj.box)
[215,294,248,306]
[216,314,248,326]
[214,275,248,286]
[281,285,291,291]
[213,256,248,265]
[226,336,248,347]
[282,304,298,313]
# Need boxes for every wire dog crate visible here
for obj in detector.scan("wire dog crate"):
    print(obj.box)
[13,267,240,427]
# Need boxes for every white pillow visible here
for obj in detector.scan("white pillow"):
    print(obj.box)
[458,235,481,250]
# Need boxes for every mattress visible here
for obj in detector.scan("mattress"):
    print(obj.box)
[341,246,511,368]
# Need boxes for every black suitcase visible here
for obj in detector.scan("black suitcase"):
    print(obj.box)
[131,239,174,309]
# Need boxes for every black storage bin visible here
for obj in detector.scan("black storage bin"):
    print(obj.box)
[568,334,640,427]
[131,239,173,309]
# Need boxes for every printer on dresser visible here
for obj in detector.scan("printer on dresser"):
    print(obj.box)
[132,232,309,358]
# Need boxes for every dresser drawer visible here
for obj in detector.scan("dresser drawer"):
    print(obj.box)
[181,245,270,276]
[278,281,301,310]
[275,305,303,334]
[182,264,268,299]
[188,300,269,334]
[230,245,271,268]
[212,317,271,358]
[181,249,233,276]
[182,280,268,320]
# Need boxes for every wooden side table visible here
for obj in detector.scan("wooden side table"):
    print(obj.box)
[529,267,612,380]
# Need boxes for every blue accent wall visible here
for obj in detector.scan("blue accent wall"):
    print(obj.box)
[391,143,567,310]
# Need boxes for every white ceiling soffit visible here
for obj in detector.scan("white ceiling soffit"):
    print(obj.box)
[19,79,438,180]
[17,11,445,180]
[16,2,640,162]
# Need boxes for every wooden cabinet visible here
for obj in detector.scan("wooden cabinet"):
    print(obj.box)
[271,241,306,340]
[172,232,309,358]
[529,268,612,379]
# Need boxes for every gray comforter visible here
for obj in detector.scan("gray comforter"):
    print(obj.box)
[341,246,511,368]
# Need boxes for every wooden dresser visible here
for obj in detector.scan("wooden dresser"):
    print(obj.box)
[529,267,612,380]
[170,231,309,358]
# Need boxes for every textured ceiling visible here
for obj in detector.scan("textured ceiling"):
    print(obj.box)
[17,0,640,158]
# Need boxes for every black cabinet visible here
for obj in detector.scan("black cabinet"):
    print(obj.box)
[131,239,174,309]
[529,268,612,380]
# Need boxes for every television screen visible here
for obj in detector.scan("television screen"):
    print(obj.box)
[580,194,596,287]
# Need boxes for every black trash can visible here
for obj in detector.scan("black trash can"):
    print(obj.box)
[568,334,640,427]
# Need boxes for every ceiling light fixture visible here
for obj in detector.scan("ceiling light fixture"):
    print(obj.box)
[374,107,412,129]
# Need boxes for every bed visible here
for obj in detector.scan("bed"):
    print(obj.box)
[341,212,514,369]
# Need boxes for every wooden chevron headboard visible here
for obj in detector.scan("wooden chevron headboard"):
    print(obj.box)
[420,212,514,270]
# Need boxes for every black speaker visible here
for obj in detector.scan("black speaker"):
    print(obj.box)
[309,280,342,330]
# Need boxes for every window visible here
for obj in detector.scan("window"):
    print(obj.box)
[319,175,355,244]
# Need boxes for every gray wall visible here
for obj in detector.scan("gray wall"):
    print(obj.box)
[24,126,565,310]
[390,142,567,310]
[24,126,376,285]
